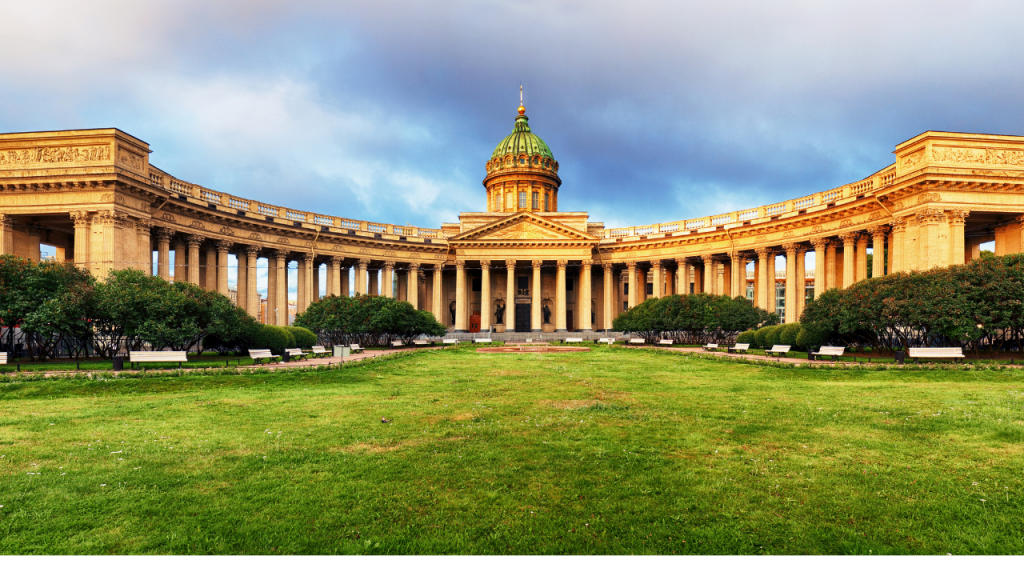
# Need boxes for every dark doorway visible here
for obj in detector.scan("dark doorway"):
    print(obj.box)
[566,310,574,332]
[515,303,531,332]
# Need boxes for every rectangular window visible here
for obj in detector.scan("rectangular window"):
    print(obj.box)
[746,283,754,301]
[646,282,654,295]
[532,191,539,209]
[506,193,514,210]
[775,282,786,320]
[544,194,549,211]
[623,301,629,311]
[519,191,527,209]
[623,282,629,295]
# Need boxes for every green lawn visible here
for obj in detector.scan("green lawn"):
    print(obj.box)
[3,353,260,373]
[1,346,1022,554]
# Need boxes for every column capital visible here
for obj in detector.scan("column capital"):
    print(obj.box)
[650,260,661,269]
[246,244,262,256]
[781,243,799,254]
[479,260,491,269]
[949,210,970,225]
[215,239,233,251]
[271,249,288,260]
[602,262,614,272]
[505,259,516,269]
[626,261,637,271]
[556,259,568,269]
[581,259,593,268]
[186,234,206,247]
[70,210,92,226]
[408,261,420,271]
[914,208,945,225]
[531,259,544,268]
[866,225,891,236]
[754,247,772,258]
[891,216,907,232]
[358,258,370,267]
[330,255,343,264]
[674,257,687,266]
[383,260,395,270]
[433,262,444,272]
[136,220,154,233]
[154,227,175,242]
[701,253,715,263]
[810,237,830,250]
[455,260,466,269]
[838,231,860,244]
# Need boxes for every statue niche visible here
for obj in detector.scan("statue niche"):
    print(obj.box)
[494,299,506,324]
[542,300,552,324]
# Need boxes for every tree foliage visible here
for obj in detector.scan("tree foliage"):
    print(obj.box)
[295,294,447,346]
[612,293,777,343]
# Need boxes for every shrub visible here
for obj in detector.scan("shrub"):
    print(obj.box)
[254,325,294,354]
[796,325,829,350]
[736,329,757,345]
[764,325,786,348]
[779,323,802,347]
[754,325,774,349]
[285,326,317,348]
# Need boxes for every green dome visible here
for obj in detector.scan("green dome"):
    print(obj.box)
[490,113,554,160]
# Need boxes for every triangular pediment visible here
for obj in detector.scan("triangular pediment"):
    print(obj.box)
[450,212,597,243]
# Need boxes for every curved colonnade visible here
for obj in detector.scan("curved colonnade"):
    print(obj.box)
[2,128,1024,333]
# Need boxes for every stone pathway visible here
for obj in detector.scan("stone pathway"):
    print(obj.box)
[642,346,862,366]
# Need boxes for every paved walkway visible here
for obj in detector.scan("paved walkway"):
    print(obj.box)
[642,345,862,366]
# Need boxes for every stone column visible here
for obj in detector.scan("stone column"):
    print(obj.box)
[267,252,277,324]
[651,262,663,298]
[555,260,567,332]
[868,226,889,277]
[433,264,444,324]
[368,268,378,296]
[136,222,153,272]
[236,248,248,311]
[810,239,828,299]
[273,250,288,326]
[70,211,91,270]
[950,211,969,266]
[246,246,260,318]
[297,255,308,314]
[408,263,420,310]
[505,260,516,331]
[454,260,467,332]
[304,253,315,311]
[312,263,320,303]
[755,248,770,310]
[839,233,857,288]
[154,227,172,280]
[602,263,614,329]
[825,240,837,289]
[480,260,491,332]
[204,245,216,290]
[187,235,204,285]
[340,262,350,297]
[856,233,869,282]
[891,218,905,274]
[626,262,638,310]
[357,259,368,295]
[383,261,395,298]
[888,228,897,273]
[916,209,946,270]
[783,244,798,324]
[730,252,743,298]
[701,255,714,294]
[324,258,334,298]
[581,260,593,332]
[173,239,186,282]
[216,241,231,296]
[796,246,807,319]
[674,259,686,295]
[531,260,543,332]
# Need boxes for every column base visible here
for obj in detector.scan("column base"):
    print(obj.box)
[555,329,568,332]
[531,329,542,332]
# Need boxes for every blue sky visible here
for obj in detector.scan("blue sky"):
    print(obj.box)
[10,0,1021,297]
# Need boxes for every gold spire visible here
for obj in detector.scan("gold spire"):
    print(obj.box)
[517,85,525,115]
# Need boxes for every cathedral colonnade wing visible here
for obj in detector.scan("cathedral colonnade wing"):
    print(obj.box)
[2,121,1024,332]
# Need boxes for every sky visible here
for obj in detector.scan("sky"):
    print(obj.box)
[8,0,1021,297]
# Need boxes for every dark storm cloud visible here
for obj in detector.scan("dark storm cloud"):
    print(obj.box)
[2,0,1024,228]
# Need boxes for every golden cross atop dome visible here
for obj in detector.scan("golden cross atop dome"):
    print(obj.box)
[518,85,525,115]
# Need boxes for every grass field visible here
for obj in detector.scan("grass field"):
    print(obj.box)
[1,346,1022,554]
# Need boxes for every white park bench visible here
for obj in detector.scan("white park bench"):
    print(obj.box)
[657,339,673,346]
[249,349,281,364]
[908,347,965,363]
[811,346,846,360]
[565,337,584,343]
[764,345,791,357]
[442,339,458,345]
[414,340,430,346]
[284,348,309,361]
[473,337,493,344]
[391,340,405,348]
[727,343,750,354]
[310,345,330,357]
[0,352,6,365]
[703,343,719,351]
[597,337,616,345]
[128,350,188,369]
[349,344,364,354]
[628,338,645,345]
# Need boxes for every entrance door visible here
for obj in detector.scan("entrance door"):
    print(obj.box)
[514,303,531,332]
[469,314,481,333]
[566,310,573,332]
